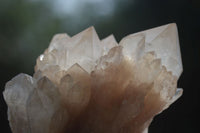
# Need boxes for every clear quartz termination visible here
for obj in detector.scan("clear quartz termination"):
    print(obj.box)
[3,23,183,133]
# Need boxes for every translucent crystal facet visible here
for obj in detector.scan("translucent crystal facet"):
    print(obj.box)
[3,23,183,133]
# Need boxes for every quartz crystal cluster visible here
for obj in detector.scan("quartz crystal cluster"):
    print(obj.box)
[3,23,183,133]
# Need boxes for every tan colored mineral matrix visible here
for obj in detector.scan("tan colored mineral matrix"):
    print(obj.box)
[3,23,183,133]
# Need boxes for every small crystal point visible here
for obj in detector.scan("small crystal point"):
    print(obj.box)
[101,34,118,55]
[47,33,70,52]
[120,33,145,62]
[65,27,101,73]
[3,73,34,133]
[27,76,63,133]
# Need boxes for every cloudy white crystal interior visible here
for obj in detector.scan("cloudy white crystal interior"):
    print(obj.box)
[3,23,183,133]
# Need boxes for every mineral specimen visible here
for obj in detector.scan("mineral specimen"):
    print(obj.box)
[3,23,183,133]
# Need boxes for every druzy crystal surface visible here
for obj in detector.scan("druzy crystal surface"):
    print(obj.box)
[3,23,183,133]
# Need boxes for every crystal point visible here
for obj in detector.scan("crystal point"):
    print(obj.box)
[129,23,182,77]
[4,24,183,133]
[3,73,34,133]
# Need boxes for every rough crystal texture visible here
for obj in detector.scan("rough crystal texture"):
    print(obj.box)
[3,23,183,133]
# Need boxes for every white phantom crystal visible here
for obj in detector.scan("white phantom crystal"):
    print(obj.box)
[3,23,183,133]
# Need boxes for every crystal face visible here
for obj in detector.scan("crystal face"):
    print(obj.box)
[3,23,183,133]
